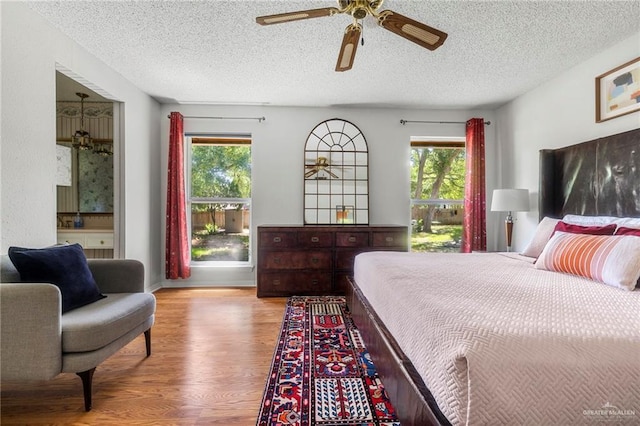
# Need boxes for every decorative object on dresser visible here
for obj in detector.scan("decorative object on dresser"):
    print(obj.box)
[257,225,407,297]
[490,188,529,251]
[304,118,369,225]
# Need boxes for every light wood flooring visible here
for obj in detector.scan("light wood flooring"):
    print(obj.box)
[1,288,287,425]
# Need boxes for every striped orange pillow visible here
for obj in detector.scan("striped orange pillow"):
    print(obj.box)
[535,232,640,291]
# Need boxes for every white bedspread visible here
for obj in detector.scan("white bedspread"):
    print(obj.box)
[354,251,640,425]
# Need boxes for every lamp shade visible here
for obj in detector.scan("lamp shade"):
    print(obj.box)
[491,189,529,212]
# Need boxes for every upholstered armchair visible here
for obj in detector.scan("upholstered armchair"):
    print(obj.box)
[0,254,156,411]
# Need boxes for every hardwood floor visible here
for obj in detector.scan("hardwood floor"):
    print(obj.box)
[1,288,287,425]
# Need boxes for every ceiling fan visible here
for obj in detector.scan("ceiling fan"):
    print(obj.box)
[305,156,340,179]
[256,0,447,72]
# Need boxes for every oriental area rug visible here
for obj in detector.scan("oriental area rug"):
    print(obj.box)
[257,296,400,426]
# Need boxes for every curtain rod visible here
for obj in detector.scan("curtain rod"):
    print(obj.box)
[400,119,490,125]
[167,115,266,123]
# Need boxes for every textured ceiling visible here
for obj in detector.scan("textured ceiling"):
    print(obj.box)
[30,0,640,109]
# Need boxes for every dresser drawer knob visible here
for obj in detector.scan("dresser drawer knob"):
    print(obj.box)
[348,236,357,243]
[311,279,319,285]
[385,236,393,243]
[274,257,281,264]
[100,240,105,245]
[273,279,281,286]
[273,236,282,243]
[311,258,319,264]
[311,236,319,243]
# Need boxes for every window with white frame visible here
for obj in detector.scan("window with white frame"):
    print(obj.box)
[188,136,251,263]
[410,139,465,252]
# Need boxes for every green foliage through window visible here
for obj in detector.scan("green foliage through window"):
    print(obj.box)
[191,145,251,200]
[190,141,251,262]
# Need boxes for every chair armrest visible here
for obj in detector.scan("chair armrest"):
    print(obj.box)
[0,284,62,380]
[87,259,145,293]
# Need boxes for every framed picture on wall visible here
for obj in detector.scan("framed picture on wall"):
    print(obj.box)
[595,56,640,123]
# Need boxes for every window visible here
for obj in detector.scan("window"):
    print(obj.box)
[189,136,251,264]
[410,140,465,252]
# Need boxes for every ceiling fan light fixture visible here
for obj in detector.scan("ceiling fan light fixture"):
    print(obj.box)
[257,0,447,71]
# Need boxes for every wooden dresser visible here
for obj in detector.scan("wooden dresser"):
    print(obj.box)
[257,225,408,297]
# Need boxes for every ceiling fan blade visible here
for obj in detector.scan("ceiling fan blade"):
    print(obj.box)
[305,168,319,179]
[256,7,339,25]
[326,169,341,179]
[335,23,362,72]
[378,10,447,51]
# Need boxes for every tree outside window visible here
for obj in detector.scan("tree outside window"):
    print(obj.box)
[190,140,251,262]
[410,143,465,252]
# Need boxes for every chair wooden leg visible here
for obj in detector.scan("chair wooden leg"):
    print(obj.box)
[76,367,96,411]
[144,329,151,357]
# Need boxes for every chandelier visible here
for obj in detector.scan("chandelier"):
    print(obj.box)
[94,142,113,157]
[71,92,93,151]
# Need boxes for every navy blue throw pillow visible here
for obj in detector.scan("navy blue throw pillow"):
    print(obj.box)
[8,244,106,313]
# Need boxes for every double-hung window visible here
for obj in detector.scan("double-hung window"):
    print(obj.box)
[410,139,465,252]
[188,136,251,264]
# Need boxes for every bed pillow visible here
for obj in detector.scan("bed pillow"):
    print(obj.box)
[8,244,106,313]
[615,218,640,229]
[551,221,617,238]
[562,214,640,229]
[561,214,619,226]
[521,217,560,258]
[615,227,640,237]
[535,232,640,291]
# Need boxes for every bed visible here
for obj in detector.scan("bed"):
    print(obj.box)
[346,128,640,425]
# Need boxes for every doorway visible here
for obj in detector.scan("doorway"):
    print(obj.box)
[55,70,121,258]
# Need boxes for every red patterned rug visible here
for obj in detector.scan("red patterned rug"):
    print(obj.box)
[257,296,400,426]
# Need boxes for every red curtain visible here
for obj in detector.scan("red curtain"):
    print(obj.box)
[462,118,487,253]
[165,112,191,279]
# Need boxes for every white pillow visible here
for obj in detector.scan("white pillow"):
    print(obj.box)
[562,214,640,229]
[521,217,560,258]
[562,214,619,226]
[616,217,640,229]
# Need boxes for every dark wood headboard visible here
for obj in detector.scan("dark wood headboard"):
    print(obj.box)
[539,127,640,220]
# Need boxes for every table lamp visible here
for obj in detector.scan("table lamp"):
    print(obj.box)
[491,189,529,251]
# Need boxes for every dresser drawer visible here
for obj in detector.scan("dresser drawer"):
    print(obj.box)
[336,232,369,247]
[57,235,84,245]
[259,232,297,248]
[258,272,332,296]
[85,234,114,249]
[335,249,366,270]
[297,231,333,248]
[260,251,331,270]
[372,231,407,248]
[334,273,352,295]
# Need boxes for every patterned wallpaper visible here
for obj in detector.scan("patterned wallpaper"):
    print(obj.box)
[78,150,114,212]
[56,101,114,212]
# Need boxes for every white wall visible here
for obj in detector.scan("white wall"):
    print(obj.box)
[0,3,162,290]
[159,104,498,287]
[495,32,640,252]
